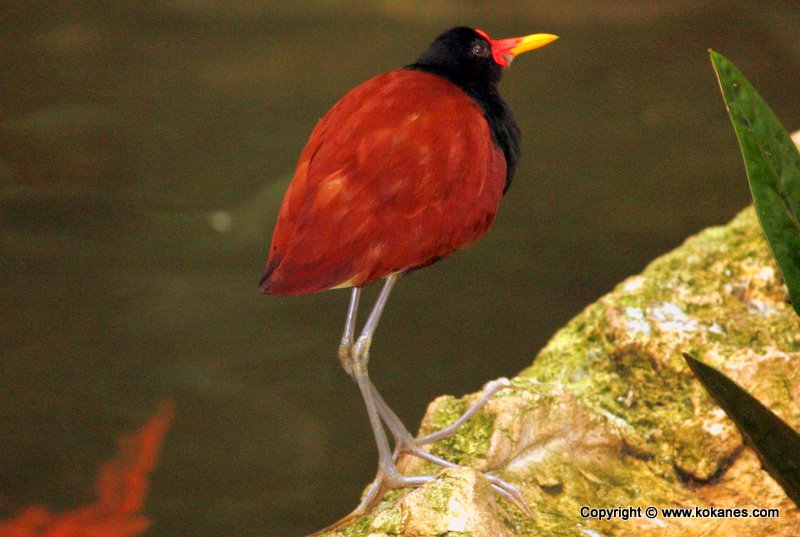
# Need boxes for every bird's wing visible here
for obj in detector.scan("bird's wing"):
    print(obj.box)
[261,69,507,295]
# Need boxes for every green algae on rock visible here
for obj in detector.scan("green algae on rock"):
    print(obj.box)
[321,207,799,537]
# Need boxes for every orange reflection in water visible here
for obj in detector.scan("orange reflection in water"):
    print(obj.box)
[0,402,173,537]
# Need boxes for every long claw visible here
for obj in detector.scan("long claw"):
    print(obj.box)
[488,477,534,518]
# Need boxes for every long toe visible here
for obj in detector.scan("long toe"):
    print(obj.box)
[416,377,514,445]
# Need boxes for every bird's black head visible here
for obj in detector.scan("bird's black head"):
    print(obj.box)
[408,27,558,88]
[411,27,504,86]
[407,27,557,193]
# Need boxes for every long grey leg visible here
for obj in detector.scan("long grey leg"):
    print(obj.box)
[351,274,400,481]
[338,288,361,377]
[371,385,415,446]
[354,274,397,357]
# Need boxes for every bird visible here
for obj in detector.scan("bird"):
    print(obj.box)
[259,26,557,531]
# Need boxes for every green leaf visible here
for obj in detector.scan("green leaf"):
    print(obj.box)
[710,50,800,316]
[683,353,800,507]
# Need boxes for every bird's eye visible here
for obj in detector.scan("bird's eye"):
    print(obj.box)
[471,41,490,58]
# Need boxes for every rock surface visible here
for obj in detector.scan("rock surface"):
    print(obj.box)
[322,206,800,537]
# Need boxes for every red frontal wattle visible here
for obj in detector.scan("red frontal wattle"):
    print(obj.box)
[473,28,508,67]
[260,69,507,296]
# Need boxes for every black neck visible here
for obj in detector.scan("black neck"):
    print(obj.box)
[405,63,520,193]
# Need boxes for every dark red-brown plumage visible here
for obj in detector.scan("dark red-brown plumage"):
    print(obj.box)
[261,70,505,295]
[259,27,557,296]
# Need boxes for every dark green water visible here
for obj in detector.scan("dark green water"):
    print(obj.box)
[1,2,799,535]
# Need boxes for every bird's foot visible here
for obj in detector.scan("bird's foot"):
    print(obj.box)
[307,378,527,536]
[307,461,530,537]
[392,441,533,520]
[386,377,531,517]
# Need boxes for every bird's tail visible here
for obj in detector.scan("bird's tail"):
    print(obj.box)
[258,256,282,294]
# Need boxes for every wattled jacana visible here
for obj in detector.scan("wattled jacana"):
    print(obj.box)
[260,26,558,528]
